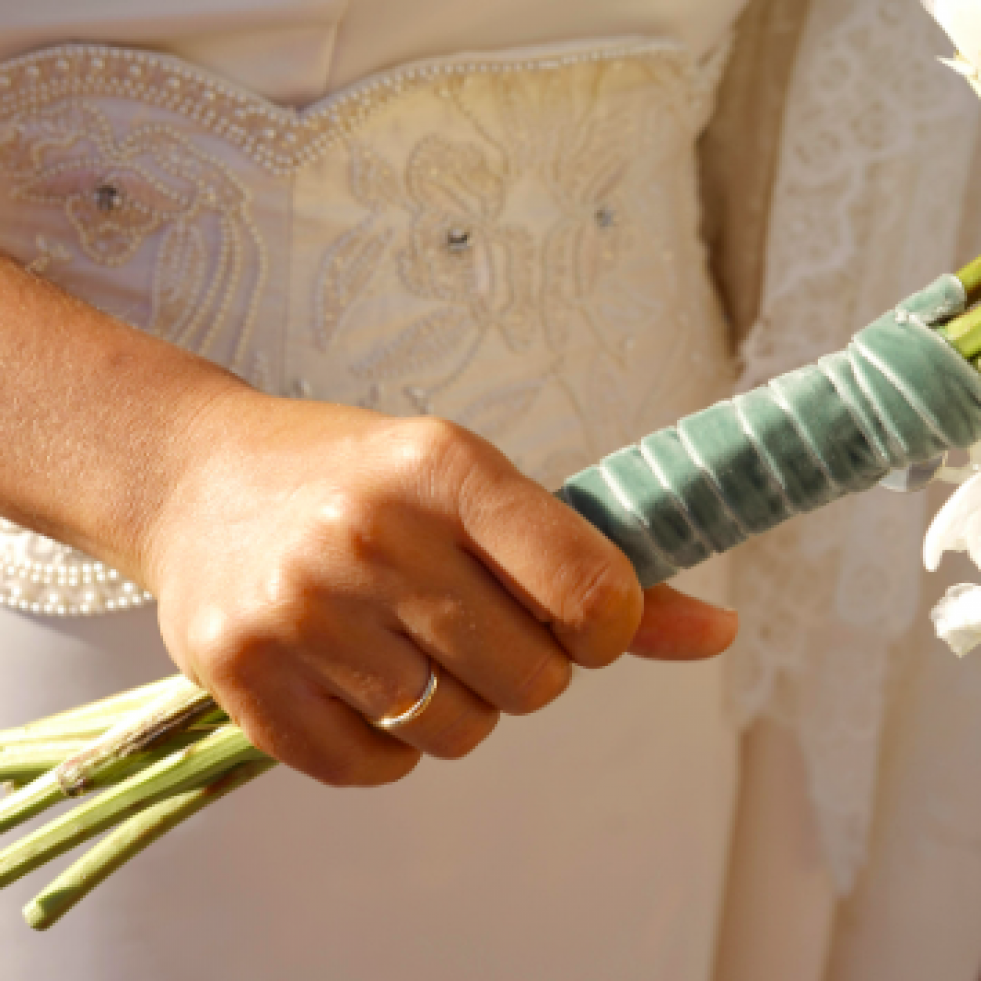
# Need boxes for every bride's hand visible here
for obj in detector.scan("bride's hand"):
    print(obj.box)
[140,390,738,788]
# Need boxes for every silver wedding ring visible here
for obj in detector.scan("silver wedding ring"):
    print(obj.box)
[371,662,439,731]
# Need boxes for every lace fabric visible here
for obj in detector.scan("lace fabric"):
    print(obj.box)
[724,0,981,893]
[0,38,735,615]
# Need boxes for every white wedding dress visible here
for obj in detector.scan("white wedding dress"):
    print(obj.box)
[0,3,746,979]
[2,2,981,980]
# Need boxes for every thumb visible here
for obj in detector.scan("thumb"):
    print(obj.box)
[628,583,738,661]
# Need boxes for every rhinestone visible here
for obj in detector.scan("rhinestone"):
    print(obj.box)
[56,59,71,72]
[25,65,40,79]
[595,206,617,228]
[90,58,104,71]
[0,77,11,88]
[94,183,123,213]
[445,227,472,254]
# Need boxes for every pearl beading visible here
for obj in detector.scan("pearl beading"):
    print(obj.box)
[0,41,698,177]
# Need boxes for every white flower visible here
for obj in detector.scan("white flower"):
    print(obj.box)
[924,469,981,656]
[923,0,981,70]
[930,584,981,656]
[923,468,981,571]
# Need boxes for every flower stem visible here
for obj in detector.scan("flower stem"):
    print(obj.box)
[0,725,264,889]
[0,740,89,784]
[4,677,188,742]
[957,255,981,306]
[54,676,217,798]
[23,756,275,931]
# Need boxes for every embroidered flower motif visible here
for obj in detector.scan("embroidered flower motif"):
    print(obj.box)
[0,102,266,380]
[17,162,184,266]
[399,135,536,352]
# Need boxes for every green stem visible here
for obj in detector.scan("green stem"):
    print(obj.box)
[957,255,981,306]
[0,726,264,888]
[0,772,65,836]
[54,677,217,797]
[23,757,276,931]
[5,677,188,742]
[938,304,981,361]
[0,740,89,784]
[0,729,227,837]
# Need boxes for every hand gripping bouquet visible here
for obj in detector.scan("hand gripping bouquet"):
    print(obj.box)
[4,2,981,932]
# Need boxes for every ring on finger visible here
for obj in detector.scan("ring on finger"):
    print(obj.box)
[370,661,439,731]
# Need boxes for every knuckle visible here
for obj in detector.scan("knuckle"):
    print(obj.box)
[186,606,276,692]
[506,651,572,715]
[429,705,499,760]
[559,552,642,664]
[397,417,492,501]
[404,416,473,463]
[301,491,397,583]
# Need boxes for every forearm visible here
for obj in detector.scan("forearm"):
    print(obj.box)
[0,255,253,586]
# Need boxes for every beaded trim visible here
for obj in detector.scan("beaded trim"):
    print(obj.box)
[0,39,695,177]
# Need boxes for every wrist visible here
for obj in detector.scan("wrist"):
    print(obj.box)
[131,378,265,599]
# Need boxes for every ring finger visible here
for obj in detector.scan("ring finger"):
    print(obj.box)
[294,616,500,760]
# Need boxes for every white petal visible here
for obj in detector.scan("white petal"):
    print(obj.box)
[923,0,981,69]
[924,470,981,570]
[931,583,981,656]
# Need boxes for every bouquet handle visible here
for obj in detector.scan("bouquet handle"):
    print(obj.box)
[557,273,981,587]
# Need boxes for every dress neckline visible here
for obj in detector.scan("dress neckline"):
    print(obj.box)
[0,37,698,174]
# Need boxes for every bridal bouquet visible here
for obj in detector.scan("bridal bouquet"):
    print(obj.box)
[3,0,981,932]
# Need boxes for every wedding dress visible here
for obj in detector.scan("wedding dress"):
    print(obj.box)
[0,3,746,979]
[1,2,980,980]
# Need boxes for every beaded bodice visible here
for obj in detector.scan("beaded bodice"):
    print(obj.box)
[0,38,734,615]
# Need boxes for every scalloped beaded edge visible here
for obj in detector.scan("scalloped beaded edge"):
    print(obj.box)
[0,558,155,617]
[0,39,693,176]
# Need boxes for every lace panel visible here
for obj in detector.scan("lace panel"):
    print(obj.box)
[726,0,981,892]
